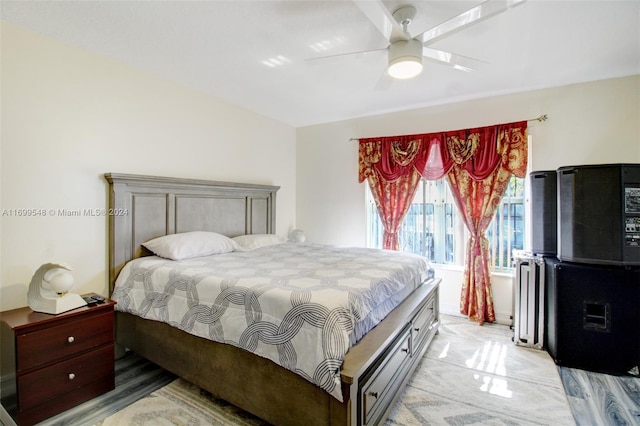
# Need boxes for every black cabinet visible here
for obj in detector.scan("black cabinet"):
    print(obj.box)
[530,163,640,374]
[557,164,640,266]
[544,260,640,374]
[530,170,558,256]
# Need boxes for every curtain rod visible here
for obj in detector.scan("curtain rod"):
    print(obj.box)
[348,114,548,141]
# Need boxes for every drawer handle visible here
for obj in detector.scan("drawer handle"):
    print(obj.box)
[401,347,409,353]
[67,336,75,343]
[414,327,420,332]
[368,391,378,399]
[68,373,76,380]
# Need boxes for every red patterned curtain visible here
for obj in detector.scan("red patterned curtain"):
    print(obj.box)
[358,136,431,250]
[358,121,528,324]
[445,123,528,324]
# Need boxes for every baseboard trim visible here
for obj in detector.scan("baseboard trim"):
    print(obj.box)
[440,304,512,326]
[1,403,17,426]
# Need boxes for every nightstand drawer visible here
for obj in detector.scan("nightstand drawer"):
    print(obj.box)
[16,310,114,371]
[17,343,114,412]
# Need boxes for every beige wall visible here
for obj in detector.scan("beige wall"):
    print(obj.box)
[296,75,640,323]
[0,23,297,311]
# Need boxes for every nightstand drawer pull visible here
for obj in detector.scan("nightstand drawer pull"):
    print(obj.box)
[67,336,75,343]
[68,373,76,380]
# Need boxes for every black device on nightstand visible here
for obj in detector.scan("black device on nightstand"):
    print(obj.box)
[82,295,106,306]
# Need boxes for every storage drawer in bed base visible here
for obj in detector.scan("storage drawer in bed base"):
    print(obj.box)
[361,326,412,425]
[358,283,440,426]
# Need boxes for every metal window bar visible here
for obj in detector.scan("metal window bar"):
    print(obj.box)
[367,176,525,271]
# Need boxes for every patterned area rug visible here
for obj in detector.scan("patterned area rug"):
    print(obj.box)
[96,315,575,426]
[96,378,270,426]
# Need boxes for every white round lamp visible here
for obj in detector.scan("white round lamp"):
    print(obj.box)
[290,229,306,243]
[28,263,87,314]
[44,268,75,294]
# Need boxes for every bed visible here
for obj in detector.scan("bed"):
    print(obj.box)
[105,173,440,426]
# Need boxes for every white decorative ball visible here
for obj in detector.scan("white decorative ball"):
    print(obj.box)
[45,270,75,294]
[292,229,306,243]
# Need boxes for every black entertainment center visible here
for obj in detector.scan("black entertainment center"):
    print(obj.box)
[530,163,640,375]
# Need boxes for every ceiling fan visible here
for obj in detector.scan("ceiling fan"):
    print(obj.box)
[310,0,526,80]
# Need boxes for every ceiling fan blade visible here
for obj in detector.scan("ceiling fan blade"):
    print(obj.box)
[422,47,485,72]
[417,0,526,46]
[352,0,408,43]
[305,48,387,64]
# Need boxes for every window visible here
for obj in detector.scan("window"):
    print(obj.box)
[366,175,526,271]
[486,177,526,269]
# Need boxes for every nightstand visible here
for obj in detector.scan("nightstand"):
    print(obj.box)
[0,294,116,425]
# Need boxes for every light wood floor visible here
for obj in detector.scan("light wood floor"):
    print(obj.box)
[558,366,640,425]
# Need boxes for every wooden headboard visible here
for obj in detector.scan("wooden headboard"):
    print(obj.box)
[104,173,279,294]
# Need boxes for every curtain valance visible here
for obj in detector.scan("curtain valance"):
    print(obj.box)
[358,120,528,183]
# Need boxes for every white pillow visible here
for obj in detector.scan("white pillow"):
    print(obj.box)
[232,234,285,251]
[142,231,240,260]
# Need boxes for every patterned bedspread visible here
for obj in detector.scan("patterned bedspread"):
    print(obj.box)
[112,242,432,401]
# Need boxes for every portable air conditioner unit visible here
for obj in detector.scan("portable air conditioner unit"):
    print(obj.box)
[513,252,545,349]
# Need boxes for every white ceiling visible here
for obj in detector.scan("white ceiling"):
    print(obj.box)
[2,0,639,127]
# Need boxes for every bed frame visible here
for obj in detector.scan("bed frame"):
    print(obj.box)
[105,173,440,426]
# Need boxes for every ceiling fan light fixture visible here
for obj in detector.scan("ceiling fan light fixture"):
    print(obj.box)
[388,57,423,79]
[388,39,423,79]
